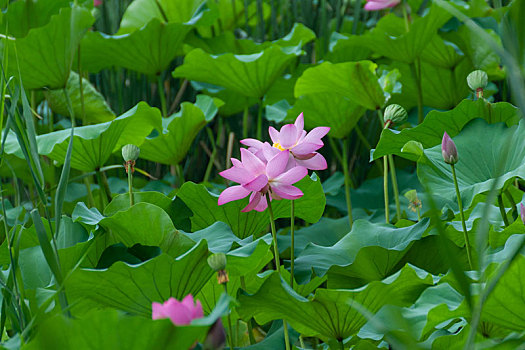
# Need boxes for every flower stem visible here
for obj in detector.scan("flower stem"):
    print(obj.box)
[223,283,235,349]
[497,194,510,227]
[126,163,134,207]
[411,60,424,124]
[383,156,390,223]
[450,164,473,269]
[256,100,264,141]
[266,195,291,350]
[290,200,295,290]
[342,138,354,228]
[240,276,256,345]
[157,74,167,118]
[388,155,401,222]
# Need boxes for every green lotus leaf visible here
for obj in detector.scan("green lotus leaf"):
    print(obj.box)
[294,61,393,110]
[293,219,429,287]
[288,93,366,139]
[43,71,115,123]
[0,0,70,38]
[4,102,161,172]
[0,6,94,90]
[176,174,325,239]
[238,264,433,341]
[66,240,213,317]
[80,19,192,75]
[417,119,525,209]
[325,32,371,63]
[139,95,222,165]
[359,3,451,63]
[372,99,521,161]
[173,45,303,99]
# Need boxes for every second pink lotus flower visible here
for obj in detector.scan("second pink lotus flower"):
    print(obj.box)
[152,294,203,326]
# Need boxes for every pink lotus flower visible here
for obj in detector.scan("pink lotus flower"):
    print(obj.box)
[241,113,330,170]
[364,0,400,10]
[442,132,459,165]
[94,0,102,6]
[152,295,203,326]
[218,148,307,212]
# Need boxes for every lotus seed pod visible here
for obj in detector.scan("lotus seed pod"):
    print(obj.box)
[383,104,408,125]
[122,144,140,162]
[441,132,459,165]
[207,253,227,272]
[467,70,488,91]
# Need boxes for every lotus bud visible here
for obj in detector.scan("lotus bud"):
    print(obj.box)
[441,132,458,165]
[383,104,408,128]
[467,70,488,99]
[122,144,140,162]
[203,319,226,350]
[521,203,525,225]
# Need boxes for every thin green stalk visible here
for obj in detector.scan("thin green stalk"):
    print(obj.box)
[78,45,86,125]
[290,200,295,290]
[243,106,249,139]
[266,195,291,350]
[342,138,353,228]
[451,164,473,269]
[127,163,134,207]
[203,127,217,183]
[240,276,256,345]
[176,164,185,186]
[383,156,390,223]
[223,283,235,349]
[351,0,362,34]
[388,155,401,222]
[497,194,509,227]
[99,170,113,203]
[83,176,95,208]
[157,74,167,117]
[339,339,345,350]
[411,59,424,124]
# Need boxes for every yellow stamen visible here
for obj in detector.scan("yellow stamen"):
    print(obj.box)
[273,142,285,151]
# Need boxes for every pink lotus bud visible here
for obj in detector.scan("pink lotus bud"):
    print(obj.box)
[441,132,458,165]
[94,0,102,6]
[521,203,525,225]
[152,294,203,326]
[364,0,400,11]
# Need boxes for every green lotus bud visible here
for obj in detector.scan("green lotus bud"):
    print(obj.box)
[207,253,227,272]
[121,144,140,162]
[467,70,488,98]
[383,104,408,126]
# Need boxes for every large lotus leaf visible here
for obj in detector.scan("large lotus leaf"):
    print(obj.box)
[359,3,451,63]
[294,61,392,110]
[325,33,371,63]
[293,219,429,286]
[419,35,463,69]
[43,71,115,123]
[118,0,208,33]
[80,19,192,75]
[172,45,303,99]
[443,26,504,79]
[66,240,213,317]
[417,119,525,209]
[186,23,315,55]
[288,93,366,139]
[0,6,94,90]
[3,102,161,172]
[387,57,473,110]
[23,295,231,350]
[372,99,521,161]
[139,95,222,165]
[238,264,433,341]
[73,202,195,258]
[176,174,325,239]
[483,253,525,331]
[276,217,350,257]
[0,0,71,37]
